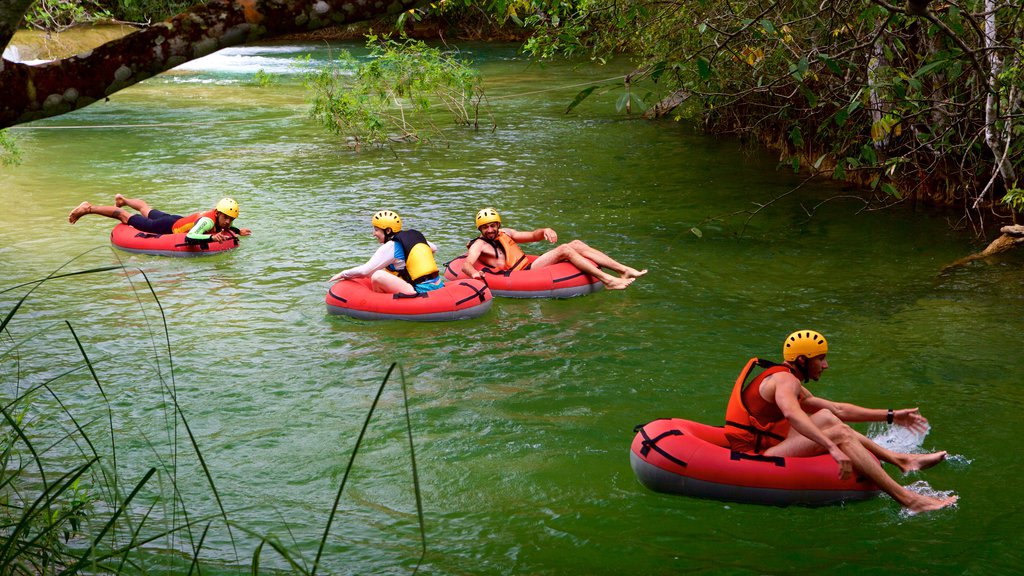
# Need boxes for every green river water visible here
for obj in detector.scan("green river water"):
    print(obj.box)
[1,41,1022,574]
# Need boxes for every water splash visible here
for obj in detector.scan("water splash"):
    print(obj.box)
[2,45,19,62]
[867,421,929,453]
[897,480,959,518]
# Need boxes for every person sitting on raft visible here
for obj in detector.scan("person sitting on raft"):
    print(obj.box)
[328,210,444,295]
[724,330,958,513]
[460,207,647,290]
[69,195,251,243]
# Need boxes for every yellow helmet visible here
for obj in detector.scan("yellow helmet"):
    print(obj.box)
[475,207,501,229]
[371,210,402,234]
[215,197,239,219]
[783,330,828,361]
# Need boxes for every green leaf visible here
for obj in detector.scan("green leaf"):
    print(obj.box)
[615,91,631,112]
[697,57,711,80]
[881,183,902,198]
[914,58,948,78]
[566,86,599,114]
[818,54,843,75]
[789,125,804,147]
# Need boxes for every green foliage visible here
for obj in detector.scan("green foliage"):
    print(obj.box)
[485,0,1024,220]
[304,37,491,150]
[0,130,20,167]
[22,0,111,31]
[1002,186,1024,214]
[111,0,195,23]
[2,262,427,572]
[251,68,277,88]
[21,0,194,29]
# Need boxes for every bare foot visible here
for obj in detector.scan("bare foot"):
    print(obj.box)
[907,493,958,514]
[68,202,92,224]
[604,277,634,290]
[114,193,126,207]
[622,267,648,279]
[898,451,947,473]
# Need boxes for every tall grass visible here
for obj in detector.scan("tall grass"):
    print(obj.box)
[1,255,426,573]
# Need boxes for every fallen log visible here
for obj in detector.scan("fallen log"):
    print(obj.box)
[942,225,1024,271]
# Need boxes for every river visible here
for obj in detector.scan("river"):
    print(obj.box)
[1,38,1021,574]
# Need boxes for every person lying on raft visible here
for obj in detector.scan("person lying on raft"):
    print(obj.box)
[725,330,958,513]
[69,195,251,243]
[328,210,444,295]
[460,207,647,290]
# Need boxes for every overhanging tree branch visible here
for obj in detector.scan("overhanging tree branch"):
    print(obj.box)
[0,0,422,128]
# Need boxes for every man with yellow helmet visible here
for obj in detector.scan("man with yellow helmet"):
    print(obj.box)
[69,194,251,243]
[723,330,957,512]
[461,207,647,290]
[328,210,444,295]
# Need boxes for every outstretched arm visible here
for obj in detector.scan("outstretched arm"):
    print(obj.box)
[801,395,929,433]
[505,227,557,244]
[329,242,396,283]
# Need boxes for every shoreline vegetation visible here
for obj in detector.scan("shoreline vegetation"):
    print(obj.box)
[4,1,1021,251]
[0,262,425,573]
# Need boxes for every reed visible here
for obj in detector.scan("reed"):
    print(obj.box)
[1,257,426,574]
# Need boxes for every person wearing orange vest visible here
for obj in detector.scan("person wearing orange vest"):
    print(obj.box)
[69,194,251,242]
[460,207,647,290]
[723,330,958,513]
[328,210,444,295]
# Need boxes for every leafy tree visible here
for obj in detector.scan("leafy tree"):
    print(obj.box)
[304,37,491,150]
[499,0,1023,231]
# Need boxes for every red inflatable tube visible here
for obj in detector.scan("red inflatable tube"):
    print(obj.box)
[326,277,492,321]
[630,418,881,506]
[110,224,239,257]
[443,254,603,298]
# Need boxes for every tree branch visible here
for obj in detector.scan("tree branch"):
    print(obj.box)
[0,0,421,128]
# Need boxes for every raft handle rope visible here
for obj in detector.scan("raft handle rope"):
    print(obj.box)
[729,451,786,468]
[454,281,489,305]
[637,425,688,469]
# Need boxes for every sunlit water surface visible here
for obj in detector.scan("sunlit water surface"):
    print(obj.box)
[2,41,1022,574]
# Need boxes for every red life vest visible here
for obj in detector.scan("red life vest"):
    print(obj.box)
[468,231,529,271]
[723,358,801,454]
[171,209,220,234]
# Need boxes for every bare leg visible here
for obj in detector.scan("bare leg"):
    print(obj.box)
[562,239,647,279]
[370,270,417,295]
[531,244,633,289]
[114,194,153,218]
[847,427,947,472]
[766,413,957,513]
[69,202,131,224]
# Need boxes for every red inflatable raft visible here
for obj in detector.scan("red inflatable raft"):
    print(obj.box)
[443,254,603,298]
[630,418,881,506]
[326,277,492,321]
[110,224,239,257]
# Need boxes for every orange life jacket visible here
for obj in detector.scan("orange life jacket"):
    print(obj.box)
[171,209,220,234]
[723,358,800,454]
[468,231,529,271]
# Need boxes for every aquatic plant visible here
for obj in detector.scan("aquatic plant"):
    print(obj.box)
[0,258,426,573]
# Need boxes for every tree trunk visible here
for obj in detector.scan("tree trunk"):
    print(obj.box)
[0,0,420,128]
